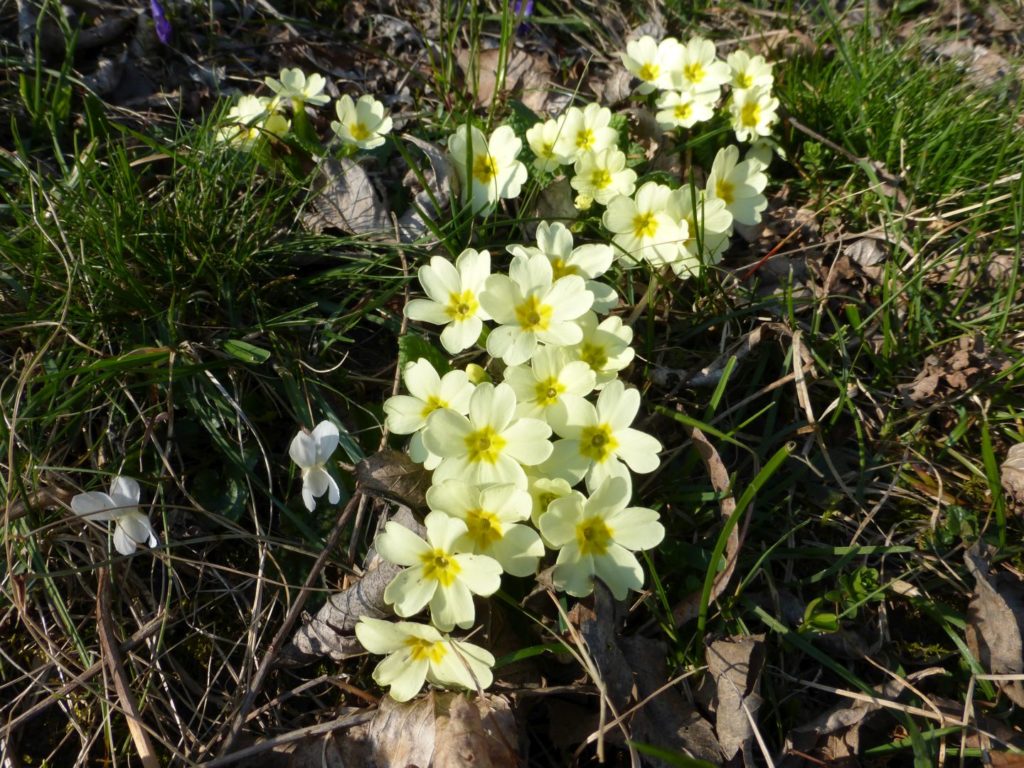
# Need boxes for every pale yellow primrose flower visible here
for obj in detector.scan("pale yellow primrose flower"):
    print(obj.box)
[355,617,494,702]
[480,252,594,366]
[727,50,774,91]
[448,124,528,214]
[603,182,687,268]
[668,187,733,278]
[289,421,341,511]
[526,116,573,172]
[426,481,544,577]
[669,37,731,97]
[383,358,475,470]
[377,510,502,631]
[71,476,158,556]
[264,67,330,108]
[508,222,618,314]
[404,248,491,354]
[543,379,662,487]
[729,85,780,143]
[654,89,716,131]
[705,144,768,226]
[331,94,393,150]
[504,346,597,420]
[567,311,635,388]
[217,95,290,148]
[539,474,664,599]
[423,382,553,489]
[571,147,637,206]
[526,472,574,529]
[620,35,682,94]
[554,104,619,164]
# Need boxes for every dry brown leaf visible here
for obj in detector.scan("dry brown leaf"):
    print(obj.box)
[356,449,433,510]
[397,134,455,243]
[705,635,766,766]
[1001,443,1024,509]
[901,333,1012,405]
[457,47,553,114]
[302,158,389,235]
[336,693,518,768]
[964,542,1024,707]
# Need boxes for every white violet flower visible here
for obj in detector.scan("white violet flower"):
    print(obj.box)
[355,617,495,702]
[377,510,503,630]
[71,476,158,556]
[289,420,341,511]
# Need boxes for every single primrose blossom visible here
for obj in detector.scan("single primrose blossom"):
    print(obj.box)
[728,85,780,143]
[503,346,597,420]
[669,188,733,278]
[554,104,618,164]
[620,35,681,94]
[571,147,637,206]
[377,510,502,630]
[479,252,593,366]
[355,617,495,702]
[508,222,618,313]
[526,472,573,528]
[404,248,491,354]
[449,124,527,214]
[539,474,664,599]
[526,116,573,172]
[567,311,635,387]
[543,379,662,487]
[727,50,774,91]
[265,67,331,108]
[217,95,290,148]
[705,144,768,226]
[423,382,553,489]
[654,89,716,131]
[71,476,158,556]
[426,481,544,577]
[331,94,392,149]
[603,182,686,267]
[383,358,475,469]
[670,36,730,97]
[289,420,341,511]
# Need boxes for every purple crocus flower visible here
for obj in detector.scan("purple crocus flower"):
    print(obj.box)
[513,0,533,36]
[150,0,172,44]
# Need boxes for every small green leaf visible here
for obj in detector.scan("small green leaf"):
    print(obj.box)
[223,339,271,364]
[398,332,451,374]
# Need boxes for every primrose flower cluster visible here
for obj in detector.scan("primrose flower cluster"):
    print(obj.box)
[349,222,666,701]
[216,67,393,153]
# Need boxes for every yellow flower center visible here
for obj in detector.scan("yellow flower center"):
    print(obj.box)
[515,295,553,332]
[576,517,613,556]
[350,122,370,141]
[737,72,753,89]
[465,425,506,464]
[550,258,578,280]
[406,636,448,663]
[715,178,735,205]
[591,168,612,189]
[579,342,608,370]
[576,129,595,150]
[684,62,706,83]
[420,548,462,587]
[579,424,618,463]
[638,62,660,82]
[445,289,479,321]
[540,141,555,158]
[533,376,565,406]
[472,153,499,183]
[741,102,761,128]
[674,103,693,121]
[632,212,660,239]
[420,394,449,419]
[538,491,559,510]
[465,508,503,549]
